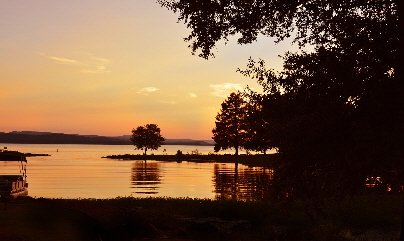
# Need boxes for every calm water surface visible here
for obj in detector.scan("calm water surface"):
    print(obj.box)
[1,144,274,200]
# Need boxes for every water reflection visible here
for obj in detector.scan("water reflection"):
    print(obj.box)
[213,163,274,201]
[129,160,275,200]
[131,161,161,194]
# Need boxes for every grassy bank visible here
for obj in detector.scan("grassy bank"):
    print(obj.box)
[1,195,401,241]
[103,153,281,167]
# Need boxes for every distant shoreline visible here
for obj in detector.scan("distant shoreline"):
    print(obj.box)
[0,131,214,146]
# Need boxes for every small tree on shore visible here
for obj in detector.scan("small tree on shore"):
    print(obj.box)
[131,124,165,155]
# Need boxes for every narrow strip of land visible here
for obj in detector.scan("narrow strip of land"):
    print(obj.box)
[103,153,280,167]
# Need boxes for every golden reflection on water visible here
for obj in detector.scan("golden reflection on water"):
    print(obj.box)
[3,144,275,199]
[214,163,274,201]
[23,159,275,199]
[131,161,161,194]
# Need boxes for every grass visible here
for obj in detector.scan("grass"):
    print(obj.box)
[0,200,100,241]
[1,194,401,241]
[325,194,402,230]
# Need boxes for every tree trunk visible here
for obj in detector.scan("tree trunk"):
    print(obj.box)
[144,147,147,155]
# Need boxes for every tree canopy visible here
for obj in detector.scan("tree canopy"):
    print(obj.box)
[158,0,399,59]
[131,124,165,155]
[160,0,402,197]
[212,92,250,155]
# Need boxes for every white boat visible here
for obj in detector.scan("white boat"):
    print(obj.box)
[0,153,28,199]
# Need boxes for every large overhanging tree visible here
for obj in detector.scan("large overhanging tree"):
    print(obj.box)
[158,0,400,106]
[158,0,402,185]
[158,0,400,59]
[159,0,403,237]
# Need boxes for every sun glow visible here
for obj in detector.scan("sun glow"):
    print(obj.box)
[1,0,295,139]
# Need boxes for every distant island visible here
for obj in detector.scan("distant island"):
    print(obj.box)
[0,131,214,146]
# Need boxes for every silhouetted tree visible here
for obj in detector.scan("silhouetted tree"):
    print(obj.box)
[243,93,274,154]
[160,0,403,235]
[212,92,250,155]
[160,0,401,187]
[131,124,165,155]
[158,0,400,59]
[240,45,401,194]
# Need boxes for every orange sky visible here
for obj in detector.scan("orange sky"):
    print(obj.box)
[1,0,300,140]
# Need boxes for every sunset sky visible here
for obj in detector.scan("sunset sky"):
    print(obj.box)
[1,0,301,140]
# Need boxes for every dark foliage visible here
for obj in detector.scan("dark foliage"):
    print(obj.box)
[212,92,251,155]
[130,124,165,155]
[159,0,398,59]
[160,0,402,198]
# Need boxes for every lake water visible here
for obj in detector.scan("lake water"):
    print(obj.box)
[1,144,274,200]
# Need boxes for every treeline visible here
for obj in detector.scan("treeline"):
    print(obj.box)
[0,132,213,146]
[0,132,129,145]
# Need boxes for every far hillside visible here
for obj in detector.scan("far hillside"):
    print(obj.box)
[0,131,214,146]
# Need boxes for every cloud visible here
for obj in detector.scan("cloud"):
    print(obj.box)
[160,100,177,105]
[38,52,111,73]
[137,87,160,95]
[81,65,111,74]
[89,56,110,63]
[209,83,245,97]
[82,55,112,73]
[189,93,197,98]
[46,55,80,65]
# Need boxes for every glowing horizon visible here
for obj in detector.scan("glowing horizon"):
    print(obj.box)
[1,1,299,140]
